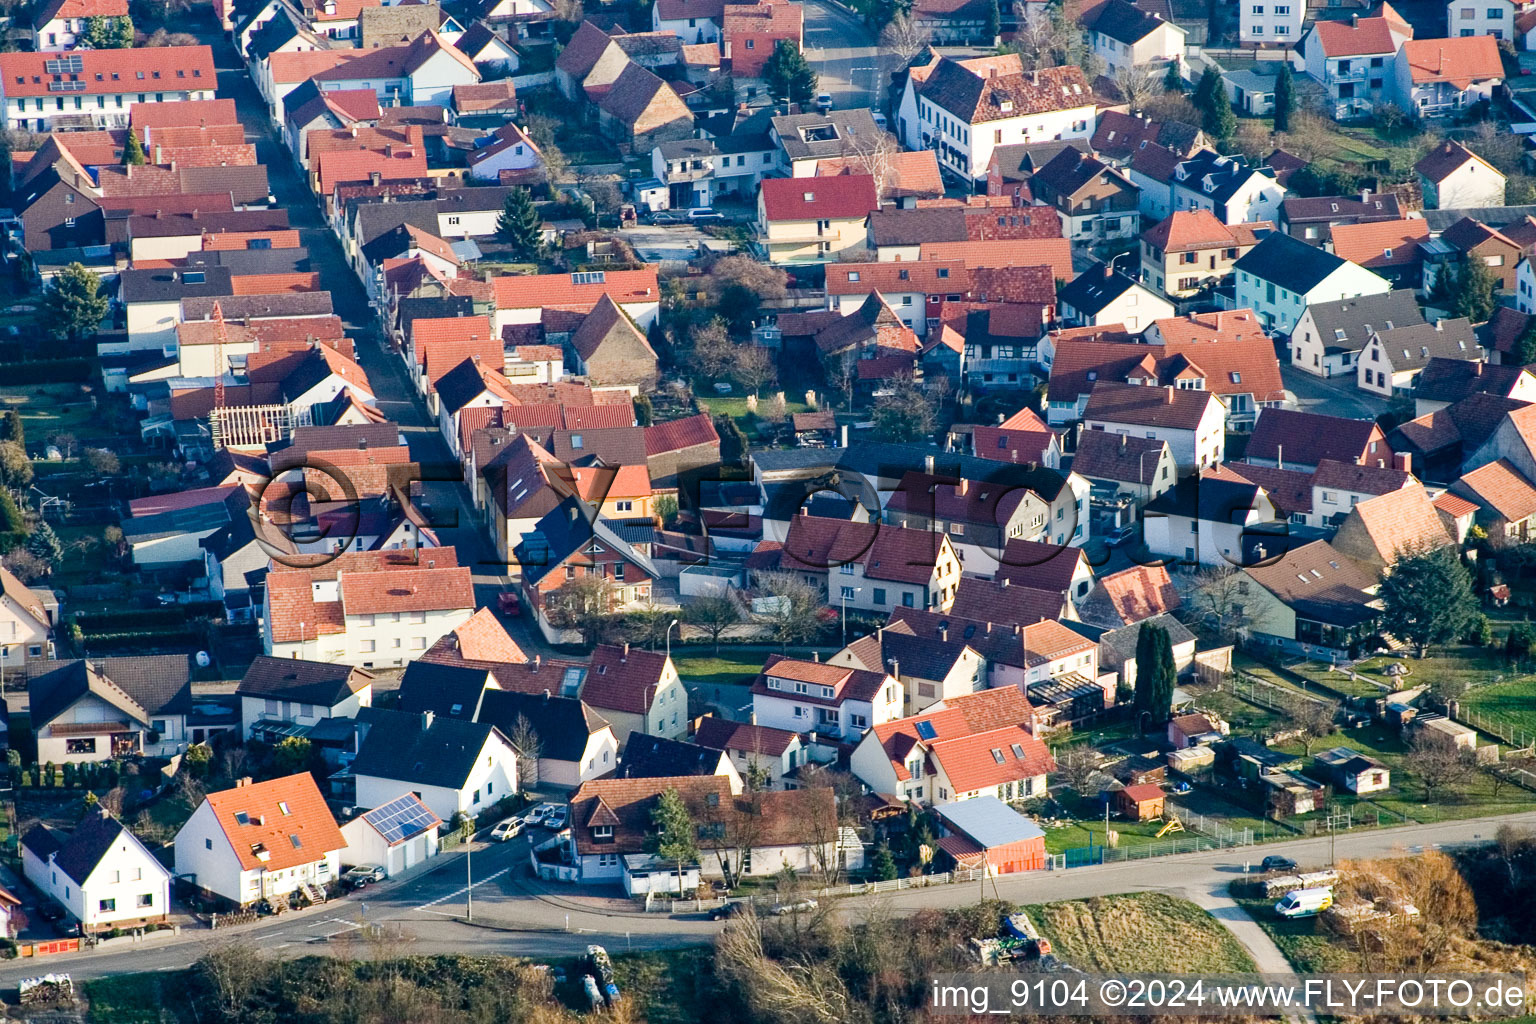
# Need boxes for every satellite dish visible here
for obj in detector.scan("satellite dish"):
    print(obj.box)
[196,651,212,668]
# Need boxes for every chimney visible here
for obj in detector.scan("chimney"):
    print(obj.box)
[1436,320,1444,332]
[1394,451,1412,473]
[421,710,434,730]
[1165,387,1175,403]
[1121,433,1127,449]
[940,625,948,642]
[749,711,757,725]
[1000,577,1011,588]
[1360,188,1371,204]
[841,423,849,447]
[1350,13,1358,25]
[534,654,541,671]
[924,454,935,474]
[890,659,899,680]
[812,651,820,662]
[1103,263,1113,279]
[543,689,550,701]
[350,125,358,138]
[622,642,629,661]
[370,170,382,186]
[1277,444,1283,471]
[385,144,395,158]
[956,478,968,497]
[236,776,252,788]
[1438,48,1444,74]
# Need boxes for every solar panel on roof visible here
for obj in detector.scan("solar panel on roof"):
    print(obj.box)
[364,794,437,844]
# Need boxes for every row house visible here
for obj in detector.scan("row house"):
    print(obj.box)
[896,54,1094,189]
[513,497,658,644]
[1278,190,1403,247]
[1289,288,1426,378]
[0,46,215,132]
[1416,140,1506,210]
[1081,382,1226,475]
[824,260,967,337]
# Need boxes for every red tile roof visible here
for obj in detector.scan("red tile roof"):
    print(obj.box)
[203,230,302,251]
[921,238,1074,282]
[337,565,474,616]
[493,267,659,311]
[1399,35,1502,88]
[816,150,943,200]
[315,146,428,196]
[825,260,967,296]
[1091,564,1180,623]
[644,412,718,455]
[269,48,360,85]
[1454,458,1536,523]
[1141,209,1262,252]
[0,46,213,97]
[1329,218,1429,270]
[203,773,346,872]
[1432,491,1479,518]
[933,724,1053,792]
[1021,618,1095,664]
[867,687,1036,782]
[760,174,878,222]
[1310,7,1405,57]
[130,98,237,129]
[439,607,528,663]
[583,644,671,715]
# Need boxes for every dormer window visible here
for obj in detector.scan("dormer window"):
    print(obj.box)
[593,824,613,840]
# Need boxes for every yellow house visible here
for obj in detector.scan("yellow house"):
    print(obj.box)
[557,463,654,521]
[1140,210,1272,300]
[757,173,878,264]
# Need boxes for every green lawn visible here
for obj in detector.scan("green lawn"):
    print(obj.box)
[84,972,175,1024]
[1040,795,1176,855]
[672,648,772,687]
[1461,674,1536,741]
[1233,895,1358,973]
[1026,893,1256,973]
[1355,649,1507,696]
[0,383,113,444]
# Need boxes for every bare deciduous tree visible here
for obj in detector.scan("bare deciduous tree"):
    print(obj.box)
[1115,63,1160,114]
[1289,698,1338,755]
[840,126,901,206]
[733,344,778,395]
[880,14,931,65]
[1053,745,1100,797]
[1404,734,1475,802]
[509,713,543,789]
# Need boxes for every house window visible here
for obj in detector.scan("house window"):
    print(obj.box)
[205,838,212,850]
[409,611,426,624]
[745,38,753,47]
[360,640,376,652]
[66,738,96,754]
[137,893,153,908]
[99,898,115,913]
[873,588,886,605]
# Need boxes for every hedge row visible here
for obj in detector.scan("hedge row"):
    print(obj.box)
[75,603,223,631]
[80,630,203,649]
[0,358,95,384]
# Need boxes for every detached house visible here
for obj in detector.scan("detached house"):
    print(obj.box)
[1357,317,1482,397]
[32,0,130,50]
[1391,35,1503,117]
[1295,3,1413,118]
[849,687,1051,805]
[29,655,194,764]
[756,174,877,264]
[22,810,170,934]
[896,54,1095,188]
[1081,382,1226,474]
[1170,151,1285,227]
[1450,458,1536,542]
[693,717,806,790]
[0,565,55,670]
[350,706,519,821]
[773,513,963,614]
[237,656,374,741]
[1416,141,1506,210]
[1233,231,1391,335]
[1058,263,1174,331]
[173,773,347,908]
[1085,0,1187,76]
[1289,289,1425,378]
[751,654,903,743]
[1236,540,1381,655]
[514,498,658,643]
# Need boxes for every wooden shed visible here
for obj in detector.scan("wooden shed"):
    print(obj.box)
[1114,783,1165,821]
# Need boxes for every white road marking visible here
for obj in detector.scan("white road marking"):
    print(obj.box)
[415,867,510,910]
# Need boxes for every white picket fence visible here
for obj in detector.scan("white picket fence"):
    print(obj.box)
[668,868,989,914]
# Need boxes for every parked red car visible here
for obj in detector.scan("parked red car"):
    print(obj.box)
[497,591,521,615]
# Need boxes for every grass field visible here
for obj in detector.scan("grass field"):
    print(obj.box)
[1461,674,1536,740]
[673,647,775,686]
[1025,893,1256,973]
[1040,795,1184,854]
[84,972,169,1024]
[0,383,113,444]
[1233,895,1357,973]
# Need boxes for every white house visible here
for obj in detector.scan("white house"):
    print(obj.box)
[173,774,347,907]
[1087,0,1187,76]
[1170,151,1285,227]
[0,46,217,132]
[32,0,130,50]
[350,708,520,822]
[22,810,171,933]
[29,655,196,764]
[824,260,966,337]
[338,793,441,878]
[1448,0,1513,38]
[1081,382,1226,475]
[652,0,721,42]
[1390,35,1503,117]
[692,717,808,790]
[1233,231,1391,335]
[896,53,1094,188]
[492,268,660,333]
[1357,317,1482,397]
[236,656,374,741]
[1520,257,1536,314]
[579,644,689,749]
[1288,289,1426,379]
[466,123,542,182]
[1241,0,1303,45]
[0,565,54,671]
[1143,463,1285,567]
[1058,263,1176,332]
[307,31,481,109]
[1294,5,1413,119]
[750,655,903,744]
[1416,140,1506,210]
[261,549,476,668]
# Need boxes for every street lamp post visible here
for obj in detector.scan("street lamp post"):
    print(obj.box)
[1109,251,1136,279]
[840,588,861,645]
[666,619,679,659]
[466,828,473,923]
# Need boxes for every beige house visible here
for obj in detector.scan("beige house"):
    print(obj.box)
[579,643,689,749]
[1140,210,1272,300]
[756,173,877,264]
[0,566,54,671]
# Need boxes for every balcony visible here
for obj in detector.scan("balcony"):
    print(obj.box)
[662,162,714,183]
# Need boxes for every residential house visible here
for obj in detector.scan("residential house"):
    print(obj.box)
[969,407,1062,468]
[565,295,659,390]
[172,773,347,907]
[721,0,802,96]
[237,656,373,741]
[1085,0,1187,77]
[1241,0,1304,44]
[22,810,170,933]
[581,644,688,749]
[567,777,861,891]
[1416,141,1506,210]
[993,536,1097,602]
[692,717,806,789]
[1391,35,1503,117]
[1357,317,1482,397]
[493,267,660,333]
[1390,391,1528,481]
[767,108,888,177]
[896,54,1095,188]
[828,620,987,714]
[751,654,903,744]
[1071,429,1177,506]
[616,734,743,788]
[1095,614,1198,690]
[1076,562,1181,629]
[1170,151,1285,227]
[1019,618,1110,729]
[910,0,999,44]
[1413,357,1536,415]
[513,499,658,643]
[882,470,1053,576]
[1140,211,1272,301]
[338,793,441,878]
[1436,216,1523,292]
[0,46,216,131]
[1081,382,1226,474]
[32,0,129,49]
[1127,141,1183,222]
[1308,456,1416,528]
[1288,289,1425,378]
[596,63,693,151]
[350,706,519,821]
[652,0,724,42]
[1236,540,1380,656]
[756,174,877,264]
[953,301,1055,391]
[849,687,1050,804]
[1448,0,1514,38]
[825,260,967,337]
[1246,407,1394,471]
[1294,3,1413,118]
[1232,231,1391,335]
[0,566,55,670]
[1142,465,1286,567]
[1279,190,1404,247]
[1090,111,1205,168]
[29,655,194,763]
[1449,457,1536,542]
[1058,263,1175,331]
[465,122,542,183]
[453,25,521,76]
[262,549,476,666]
[308,31,481,109]
[1331,482,1453,569]
[1027,148,1140,243]
[1327,218,1430,291]
[774,513,963,615]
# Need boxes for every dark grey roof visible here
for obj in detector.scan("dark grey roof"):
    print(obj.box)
[268,422,402,470]
[397,661,496,720]
[352,706,504,790]
[1421,205,1536,233]
[1090,0,1170,44]
[123,500,235,542]
[771,109,885,161]
[1303,289,1425,355]
[434,357,496,416]
[618,734,728,779]
[182,292,334,320]
[198,514,269,594]
[28,655,196,728]
[1098,614,1197,661]
[476,688,607,762]
[237,656,371,705]
[1059,262,1138,316]
[434,186,521,213]
[515,497,658,587]
[1232,231,1349,294]
[1372,318,1481,372]
[836,442,1073,501]
[119,266,233,304]
[1173,151,1276,209]
[400,295,474,334]
[656,138,719,160]
[21,810,144,887]
[247,7,306,62]
[988,139,1093,182]
[352,198,441,248]
[186,247,312,276]
[750,446,846,474]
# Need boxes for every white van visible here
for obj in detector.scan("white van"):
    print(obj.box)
[1274,887,1334,918]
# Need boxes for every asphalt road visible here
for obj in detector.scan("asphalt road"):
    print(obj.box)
[801,0,886,113]
[10,808,1533,985]
[1278,362,1394,422]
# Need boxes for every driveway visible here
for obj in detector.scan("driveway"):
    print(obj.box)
[1278,363,1394,422]
[206,30,562,661]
